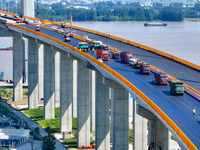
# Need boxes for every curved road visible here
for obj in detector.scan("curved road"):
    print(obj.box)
[18,24,200,149]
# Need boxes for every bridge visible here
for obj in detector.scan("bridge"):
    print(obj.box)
[0,1,200,150]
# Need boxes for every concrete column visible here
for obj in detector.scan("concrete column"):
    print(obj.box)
[22,37,28,84]
[55,52,60,108]
[137,106,170,150]
[111,81,129,150]
[44,44,55,119]
[77,60,90,147]
[13,32,23,101]
[133,97,147,150]
[95,72,110,150]
[28,37,38,109]
[60,52,73,135]
[21,0,35,17]
[38,43,44,100]
[90,70,95,131]
[72,59,77,118]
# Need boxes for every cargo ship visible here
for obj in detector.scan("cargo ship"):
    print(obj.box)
[144,23,167,26]
[0,47,13,50]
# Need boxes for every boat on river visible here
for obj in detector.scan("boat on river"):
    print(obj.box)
[144,23,167,26]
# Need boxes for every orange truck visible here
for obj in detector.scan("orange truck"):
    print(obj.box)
[96,49,109,61]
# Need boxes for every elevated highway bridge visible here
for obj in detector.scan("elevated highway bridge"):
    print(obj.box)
[0,10,200,150]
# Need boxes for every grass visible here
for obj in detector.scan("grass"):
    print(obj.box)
[129,128,133,143]
[184,18,200,22]
[0,90,13,99]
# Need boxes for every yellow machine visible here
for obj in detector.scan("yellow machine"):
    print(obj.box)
[61,15,73,28]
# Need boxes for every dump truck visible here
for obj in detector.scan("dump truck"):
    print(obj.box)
[101,46,111,56]
[16,18,23,23]
[65,34,71,42]
[153,72,168,85]
[140,63,150,74]
[133,59,143,68]
[90,41,102,50]
[36,26,40,31]
[169,80,184,95]
[77,42,89,52]
[120,52,133,64]
[96,49,109,61]
[112,51,120,59]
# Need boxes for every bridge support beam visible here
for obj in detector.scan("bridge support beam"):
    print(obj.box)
[28,37,38,109]
[44,44,56,119]
[22,37,28,84]
[13,32,23,101]
[38,43,44,100]
[73,59,77,118]
[90,70,95,131]
[77,60,91,147]
[60,52,73,137]
[21,0,35,17]
[55,51,60,108]
[133,96,148,150]
[137,106,171,150]
[95,71,110,150]
[111,81,129,150]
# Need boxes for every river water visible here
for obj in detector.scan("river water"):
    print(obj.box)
[74,21,200,66]
[0,21,200,80]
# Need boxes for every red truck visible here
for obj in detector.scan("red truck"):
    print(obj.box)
[140,63,150,74]
[153,72,168,85]
[96,49,109,61]
[120,52,133,64]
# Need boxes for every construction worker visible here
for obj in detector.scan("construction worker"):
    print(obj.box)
[193,108,196,115]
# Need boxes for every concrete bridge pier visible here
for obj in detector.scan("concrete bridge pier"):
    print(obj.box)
[22,37,28,84]
[60,52,73,138]
[77,60,91,147]
[54,51,60,108]
[73,59,77,118]
[28,37,39,109]
[133,96,148,150]
[90,70,95,132]
[12,32,23,101]
[137,106,171,150]
[43,44,56,119]
[95,71,110,150]
[38,43,44,100]
[111,81,129,150]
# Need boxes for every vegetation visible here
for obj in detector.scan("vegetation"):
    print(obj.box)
[33,2,200,22]
[0,90,13,99]
[42,129,56,150]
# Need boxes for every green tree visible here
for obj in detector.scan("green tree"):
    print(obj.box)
[42,132,56,150]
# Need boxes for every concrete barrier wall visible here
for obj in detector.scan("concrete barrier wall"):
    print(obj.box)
[0,20,197,150]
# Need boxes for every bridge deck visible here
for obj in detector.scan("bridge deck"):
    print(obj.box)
[15,24,200,148]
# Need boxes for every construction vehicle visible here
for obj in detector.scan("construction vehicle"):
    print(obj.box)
[169,80,184,95]
[101,45,111,56]
[129,58,137,65]
[96,49,109,61]
[77,42,89,52]
[140,63,150,74]
[36,26,40,31]
[16,18,23,23]
[64,31,73,37]
[112,51,120,59]
[65,34,71,42]
[61,15,73,28]
[133,59,143,69]
[153,72,168,85]
[120,52,133,64]
[23,18,29,24]
[90,41,102,50]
